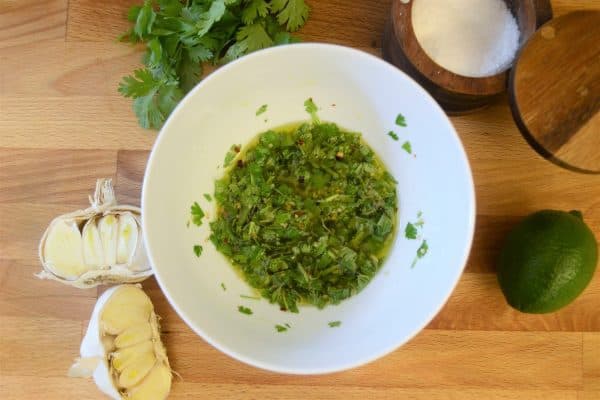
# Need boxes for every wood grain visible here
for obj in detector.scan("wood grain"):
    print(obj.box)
[1,1,599,399]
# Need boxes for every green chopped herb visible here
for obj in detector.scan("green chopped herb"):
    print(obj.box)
[238,305,253,315]
[328,321,342,328]
[204,193,212,201]
[223,144,241,168]
[191,202,205,226]
[396,113,407,127]
[210,121,398,313]
[221,282,226,291]
[388,131,399,141]
[240,294,261,300]
[405,223,418,239]
[256,104,268,116]
[275,324,288,332]
[193,245,203,257]
[304,98,319,122]
[417,240,429,258]
[186,220,190,228]
[284,323,291,328]
[401,141,412,154]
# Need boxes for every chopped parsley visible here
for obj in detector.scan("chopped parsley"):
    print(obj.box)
[193,245,203,257]
[210,121,398,312]
[304,98,319,122]
[221,282,226,291]
[238,305,253,315]
[275,324,288,332]
[401,141,412,154]
[405,223,418,239]
[328,321,342,328]
[388,131,399,141]
[396,113,407,127]
[191,202,205,226]
[256,104,268,116]
[204,193,212,201]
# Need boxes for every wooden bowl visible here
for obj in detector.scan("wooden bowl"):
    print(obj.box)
[382,0,553,114]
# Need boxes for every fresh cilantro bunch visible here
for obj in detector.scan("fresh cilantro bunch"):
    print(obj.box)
[118,0,310,129]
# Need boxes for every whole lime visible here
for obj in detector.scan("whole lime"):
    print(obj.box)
[497,210,598,313]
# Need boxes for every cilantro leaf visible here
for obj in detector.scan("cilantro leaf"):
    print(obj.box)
[240,294,261,300]
[396,113,407,127]
[191,202,205,226]
[256,104,268,116]
[304,97,319,122]
[242,0,270,25]
[388,131,399,141]
[405,222,418,239]
[221,282,227,291]
[328,321,342,328]
[236,23,274,52]
[204,193,212,201]
[417,240,429,258]
[275,324,288,332]
[193,245,203,257]
[120,0,311,129]
[271,0,310,31]
[238,305,253,315]
[401,141,412,154]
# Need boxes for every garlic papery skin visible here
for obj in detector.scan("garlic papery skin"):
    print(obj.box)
[69,285,172,400]
[38,179,152,288]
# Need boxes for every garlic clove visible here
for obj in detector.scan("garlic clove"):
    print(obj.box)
[98,214,118,266]
[117,212,139,265]
[125,364,172,400]
[111,340,154,372]
[43,219,90,280]
[101,305,151,336]
[114,323,153,349]
[82,218,104,267]
[102,284,153,310]
[118,352,156,389]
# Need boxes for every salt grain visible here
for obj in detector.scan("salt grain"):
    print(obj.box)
[412,0,520,77]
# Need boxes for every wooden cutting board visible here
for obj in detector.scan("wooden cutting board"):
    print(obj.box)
[1,1,599,399]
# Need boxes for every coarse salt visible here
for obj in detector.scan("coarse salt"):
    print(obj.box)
[411,0,520,77]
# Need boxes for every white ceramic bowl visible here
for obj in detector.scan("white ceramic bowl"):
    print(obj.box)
[142,43,475,374]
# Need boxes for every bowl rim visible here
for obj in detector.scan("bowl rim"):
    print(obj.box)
[142,42,477,375]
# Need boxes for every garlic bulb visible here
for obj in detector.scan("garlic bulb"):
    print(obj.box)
[69,285,172,400]
[38,179,152,288]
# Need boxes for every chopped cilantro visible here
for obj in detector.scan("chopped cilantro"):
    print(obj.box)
[191,202,205,226]
[417,240,429,258]
[193,245,203,257]
[204,193,212,201]
[396,113,407,127]
[388,131,399,141]
[238,305,253,315]
[240,294,261,300]
[210,121,398,312]
[275,324,288,332]
[284,323,291,328]
[304,98,320,123]
[328,321,342,328]
[221,282,226,291]
[223,144,241,168]
[401,141,412,154]
[256,104,268,116]
[405,223,418,239]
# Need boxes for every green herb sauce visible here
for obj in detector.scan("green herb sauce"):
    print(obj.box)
[210,121,398,312]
